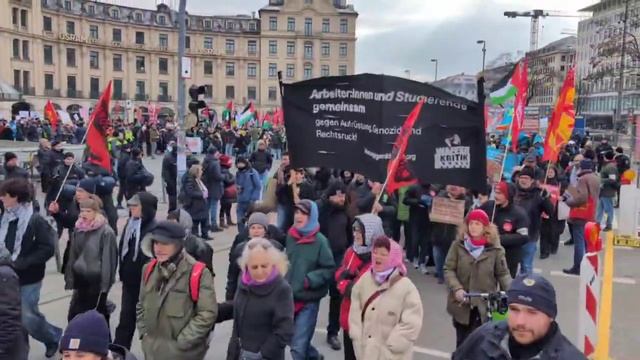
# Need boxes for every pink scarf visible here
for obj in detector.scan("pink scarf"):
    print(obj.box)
[75,214,107,232]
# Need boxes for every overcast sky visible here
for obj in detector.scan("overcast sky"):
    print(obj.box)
[116,0,596,81]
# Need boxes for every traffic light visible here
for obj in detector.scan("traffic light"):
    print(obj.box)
[188,85,207,116]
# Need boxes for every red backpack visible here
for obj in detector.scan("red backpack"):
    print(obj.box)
[143,259,207,302]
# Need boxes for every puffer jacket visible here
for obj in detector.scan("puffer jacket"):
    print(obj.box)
[236,167,261,204]
[444,234,512,325]
[136,252,218,360]
[349,270,423,360]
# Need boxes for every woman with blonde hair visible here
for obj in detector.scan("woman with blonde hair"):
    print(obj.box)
[444,209,512,348]
[227,237,294,360]
[181,163,210,238]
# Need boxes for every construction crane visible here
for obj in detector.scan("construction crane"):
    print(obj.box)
[504,10,585,51]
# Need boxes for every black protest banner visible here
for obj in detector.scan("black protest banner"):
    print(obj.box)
[282,74,487,190]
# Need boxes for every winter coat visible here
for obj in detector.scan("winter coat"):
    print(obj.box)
[514,186,554,242]
[65,219,118,293]
[136,253,218,360]
[452,321,587,360]
[182,174,209,221]
[317,198,351,254]
[162,152,178,195]
[221,167,236,203]
[48,149,65,174]
[599,161,619,198]
[36,146,53,174]
[0,260,27,360]
[249,150,273,174]
[431,191,472,248]
[565,170,600,224]
[349,270,423,360]
[226,275,294,360]
[236,167,261,204]
[124,159,149,196]
[1,212,55,285]
[346,181,374,221]
[118,152,131,180]
[1,164,29,180]
[202,154,224,200]
[119,192,157,287]
[285,229,335,302]
[444,236,512,325]
[335,248,371,332]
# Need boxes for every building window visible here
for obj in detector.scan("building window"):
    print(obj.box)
[66,48,76,67]
[112,28,122,42]
[136,56,145,73]
[339,43,347,57]
[12,39,20,58]
[12,8,18,25]
[268,87,277,101]
[185,36,190,49]
[339,64,347,76]
[287,41,295,56]
[321,42,330,56]
[287,17,295,32]
[304,42,313,59]
[89,25,99,39]
[13,70,20,89]
[340,18,348,33]
[248,63,257,78]
[43,16,52,31]
[204,19,212,29]
[43,45,53,65]
[135,31,145,45]
[158,57,168,74]
[248,86,256,100]
[226,39,235,55]
[64,0,71,10]
[22,40,29,60]
[136,80,145,97]
[248,40,257,55]
[111,9,119,19]
[249,21,257,31]
[204,37,213,49]
[67,75,76,93]
[225,85,234,99]
[159,34,168,48]
[159,82,169,97]
[304,63,313,79]
[87,4,95,15]
[66,21,75,34]
[226,62,235,76]
[90,77,100,98]
[158,15,166,25]
[112,79,122,99]
[113,54,122,71]
[322,18,330,33]
[269,16,277,31]
[321,65,329,77]
[19,9,27,28]
[286,64,295,78]
[89,50,99,69]
[44,74,54,90]
[204,60,213,75]
[304,18,312,36]
[269,40,277,55]
[135,13,143,22]
[21,71,29,91]
[269,63,277,77]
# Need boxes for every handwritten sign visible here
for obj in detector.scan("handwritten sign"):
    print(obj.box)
[430,197,465,225]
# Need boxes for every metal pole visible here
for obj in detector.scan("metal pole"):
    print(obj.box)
[176,0,187,192]
[614,0,630,146]
[435,61,438,81]
[482,43,486,73]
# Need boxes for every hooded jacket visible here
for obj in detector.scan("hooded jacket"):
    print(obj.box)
[235,161,261,204]
[0,254,27,360]
[119,192,158,286]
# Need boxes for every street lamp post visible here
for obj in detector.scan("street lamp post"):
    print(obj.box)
[430,58,438,81]
[176,0,187,191]
[477,40,487,73]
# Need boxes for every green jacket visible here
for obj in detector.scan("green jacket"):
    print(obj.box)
[285,230,335,302]
[396,186,410,222]
[136,252,218,360]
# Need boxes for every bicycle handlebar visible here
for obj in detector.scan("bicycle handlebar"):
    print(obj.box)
[464,291,506,300]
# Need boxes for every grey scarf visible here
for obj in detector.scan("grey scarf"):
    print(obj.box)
[0,203,34,261]
[121,218,141,261]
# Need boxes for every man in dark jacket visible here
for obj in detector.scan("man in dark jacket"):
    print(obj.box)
[595,139,613,172]
[202,146,224,232]
[46,152,85,206]
[481,182,530,278]
[162,144,178,213]
[2,152,29,180]
[514,167,554,275]
[0,247,27,360]
[114,192,158,350]
[124,148,151,199]
[249,140,273,193]
[596,151,619,231]
[36,139,53,193]
[116,143,132,209]
[403,181,434,274]
[453,274,586,360]
[275,166,315,233]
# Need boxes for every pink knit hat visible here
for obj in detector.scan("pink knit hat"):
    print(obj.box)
[373,235,407,275]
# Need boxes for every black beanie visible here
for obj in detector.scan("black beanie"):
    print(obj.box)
[77,177,97,194]
[507,274,557,318]
[59,310,109,356]
[4,152,17,163]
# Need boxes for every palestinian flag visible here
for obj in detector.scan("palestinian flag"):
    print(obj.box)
[489,64,518,107]
[237,102,255,127]
[222,101,233,122]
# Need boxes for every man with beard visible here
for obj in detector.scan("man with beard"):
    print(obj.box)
[453,274,586,359]
[317,181,350,351]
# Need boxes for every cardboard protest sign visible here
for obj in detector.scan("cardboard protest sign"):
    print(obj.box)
[429,197,466,225]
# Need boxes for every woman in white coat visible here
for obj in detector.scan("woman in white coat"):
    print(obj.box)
[349,235,423,360]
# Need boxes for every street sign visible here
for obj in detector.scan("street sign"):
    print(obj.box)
[613,234,640,248]
[181,57,192,79]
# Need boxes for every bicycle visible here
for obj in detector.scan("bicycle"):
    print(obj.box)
[464,291,509,322]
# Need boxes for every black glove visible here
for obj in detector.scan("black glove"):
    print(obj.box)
[344,282,355,299]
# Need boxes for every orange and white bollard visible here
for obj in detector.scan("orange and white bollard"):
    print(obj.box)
[577,222,602,357]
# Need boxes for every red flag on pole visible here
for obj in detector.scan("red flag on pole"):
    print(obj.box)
[511,59,528,151]
[44,100,59,133]
[385,100,425,194]
[86,81,113,173]
[543,67,576,162]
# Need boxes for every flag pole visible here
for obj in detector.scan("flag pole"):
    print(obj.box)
[491,111,516,223]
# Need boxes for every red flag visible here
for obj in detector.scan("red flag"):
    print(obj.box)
[543,67,576,162]
[511,59,528,151]
[386,100,425,194]
[273,108,283,127]
[44,100,59,132]
[86,81,113,173]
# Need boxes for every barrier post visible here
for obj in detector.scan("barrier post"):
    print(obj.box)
[595,231,615,360]
[577,222,602,357]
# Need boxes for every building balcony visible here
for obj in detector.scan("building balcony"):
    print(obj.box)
[17,86,36,96]
[67,89,82,98]
[135,93,149,101]
[44,89,61,97]
[157,94,172,102]
[113,92,127,101]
